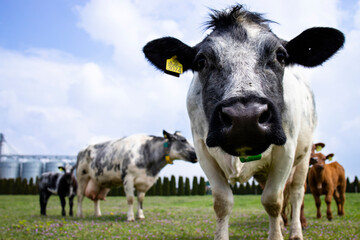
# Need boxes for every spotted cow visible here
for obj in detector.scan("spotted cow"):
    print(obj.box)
[143,5,344,239]
[76,130,197,221]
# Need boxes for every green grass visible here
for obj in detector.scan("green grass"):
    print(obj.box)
[0,194,359,239]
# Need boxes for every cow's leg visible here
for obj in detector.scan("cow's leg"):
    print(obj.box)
[59,195,66,216]
[313,193,322,218]
[124,177,135,222]
[325,190,334,220]
[69,195,74,217]
[136,191,145,219]
[288,158,309,240]
[338,185,346,216]
[199,143,233,240]
[76,176,89,217]
[333,190,341,216]
[40,190,51,216]
[300,199,307,229]
[94,200,102,217]
[262,146,295,240]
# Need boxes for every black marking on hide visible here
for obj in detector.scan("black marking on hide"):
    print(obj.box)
[136,137,167,177]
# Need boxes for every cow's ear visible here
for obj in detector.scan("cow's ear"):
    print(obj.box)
[315,142,325,152]
[326,153,334,161]
[58,166,65,172]
[285,27,345,67]
[163,130,175,140]
[143,37,196,76]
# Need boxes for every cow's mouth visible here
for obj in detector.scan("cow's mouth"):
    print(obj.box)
[205,96,286,157]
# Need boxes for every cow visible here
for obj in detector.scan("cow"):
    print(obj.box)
[38,164,77,216]
[76,130,197,221]
[281,142,325,229]
[308,147,346,220]
[143,5,344,240]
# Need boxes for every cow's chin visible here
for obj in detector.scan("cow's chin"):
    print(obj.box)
[219,143,270,157]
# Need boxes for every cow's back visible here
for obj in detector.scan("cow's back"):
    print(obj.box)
[76,134,151,187]
[327,161,346,187]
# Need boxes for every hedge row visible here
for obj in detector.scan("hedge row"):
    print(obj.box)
[0,176,359,196]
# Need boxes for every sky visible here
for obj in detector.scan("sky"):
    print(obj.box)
[0,0,359,181]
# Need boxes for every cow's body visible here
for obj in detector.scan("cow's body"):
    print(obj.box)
[308,151,346,220]
[38,165,77,216]
[188,65,314,240]
[76,131,196,221]
[143,5,344,239]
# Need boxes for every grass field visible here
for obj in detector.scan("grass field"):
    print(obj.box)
[0,194,359,239]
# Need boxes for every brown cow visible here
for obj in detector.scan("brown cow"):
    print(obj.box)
[308,145,346,220]
[281,142,325,229]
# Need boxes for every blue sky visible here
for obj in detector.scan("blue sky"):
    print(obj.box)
[1,0,359,180]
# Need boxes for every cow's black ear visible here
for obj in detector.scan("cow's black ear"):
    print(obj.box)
[143,37,196,75]
[163,130,174,140]
[285,27,345,67]
[326,153,334,161]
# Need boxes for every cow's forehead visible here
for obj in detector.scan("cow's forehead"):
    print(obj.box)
[64,164,73,173]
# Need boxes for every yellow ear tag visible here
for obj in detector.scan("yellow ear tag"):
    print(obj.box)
[165,155,173,164]
[328,156,333,161]
[316,146,323,152]
[165,56,183,77]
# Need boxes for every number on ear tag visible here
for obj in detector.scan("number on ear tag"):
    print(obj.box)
[165,56,183,77]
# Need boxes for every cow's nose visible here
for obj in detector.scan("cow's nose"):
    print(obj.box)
[206,97,286,156]
[220,102,270,135]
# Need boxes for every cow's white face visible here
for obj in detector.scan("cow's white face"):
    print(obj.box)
[143,5,344,157]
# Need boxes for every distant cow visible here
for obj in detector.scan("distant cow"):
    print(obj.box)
[143,4,344,239]
[38,164,77,216]
[308,145,346,220]
[76,130,197,221]
[281,142,325,229]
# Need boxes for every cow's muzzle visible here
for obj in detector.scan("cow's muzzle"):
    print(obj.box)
[206,96,286,156]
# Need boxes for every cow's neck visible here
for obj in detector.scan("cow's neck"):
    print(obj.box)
[141,137,171,177]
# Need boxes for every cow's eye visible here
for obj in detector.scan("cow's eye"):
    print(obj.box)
[276,50,287,65]
[194,54,207,71]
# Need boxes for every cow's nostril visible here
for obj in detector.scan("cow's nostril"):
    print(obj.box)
[220,109,233,127]
[259,108,271,124]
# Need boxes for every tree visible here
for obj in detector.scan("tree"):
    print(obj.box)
[185,177,191,196]
[170,175,177,195]
[251,180,257,195]
[163,177,170,196]
[346,177,351,192]
[198,177,206,195]
[178,176,184,196]
[354,176,359,193]
[245,182,251,194]
[156,178,163,196]
[192,176,198,195]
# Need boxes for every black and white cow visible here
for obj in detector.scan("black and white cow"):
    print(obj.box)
[143,5,344,240]
[38,164,77,216]
[76,130,197,221]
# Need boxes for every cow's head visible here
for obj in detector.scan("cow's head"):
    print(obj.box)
[310,142,325,165]
[144,5,344,156]
[59,164,76,184]
[163,130,197,163]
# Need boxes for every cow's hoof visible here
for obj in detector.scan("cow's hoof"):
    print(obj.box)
[289,237,302,240]
[138,216,145,220]
[127,218,135,222]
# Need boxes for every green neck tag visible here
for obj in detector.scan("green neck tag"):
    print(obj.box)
[164,142,169,148]
[240,154,262,163]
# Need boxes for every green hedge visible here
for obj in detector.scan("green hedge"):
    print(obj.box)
[1,175,359,196]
